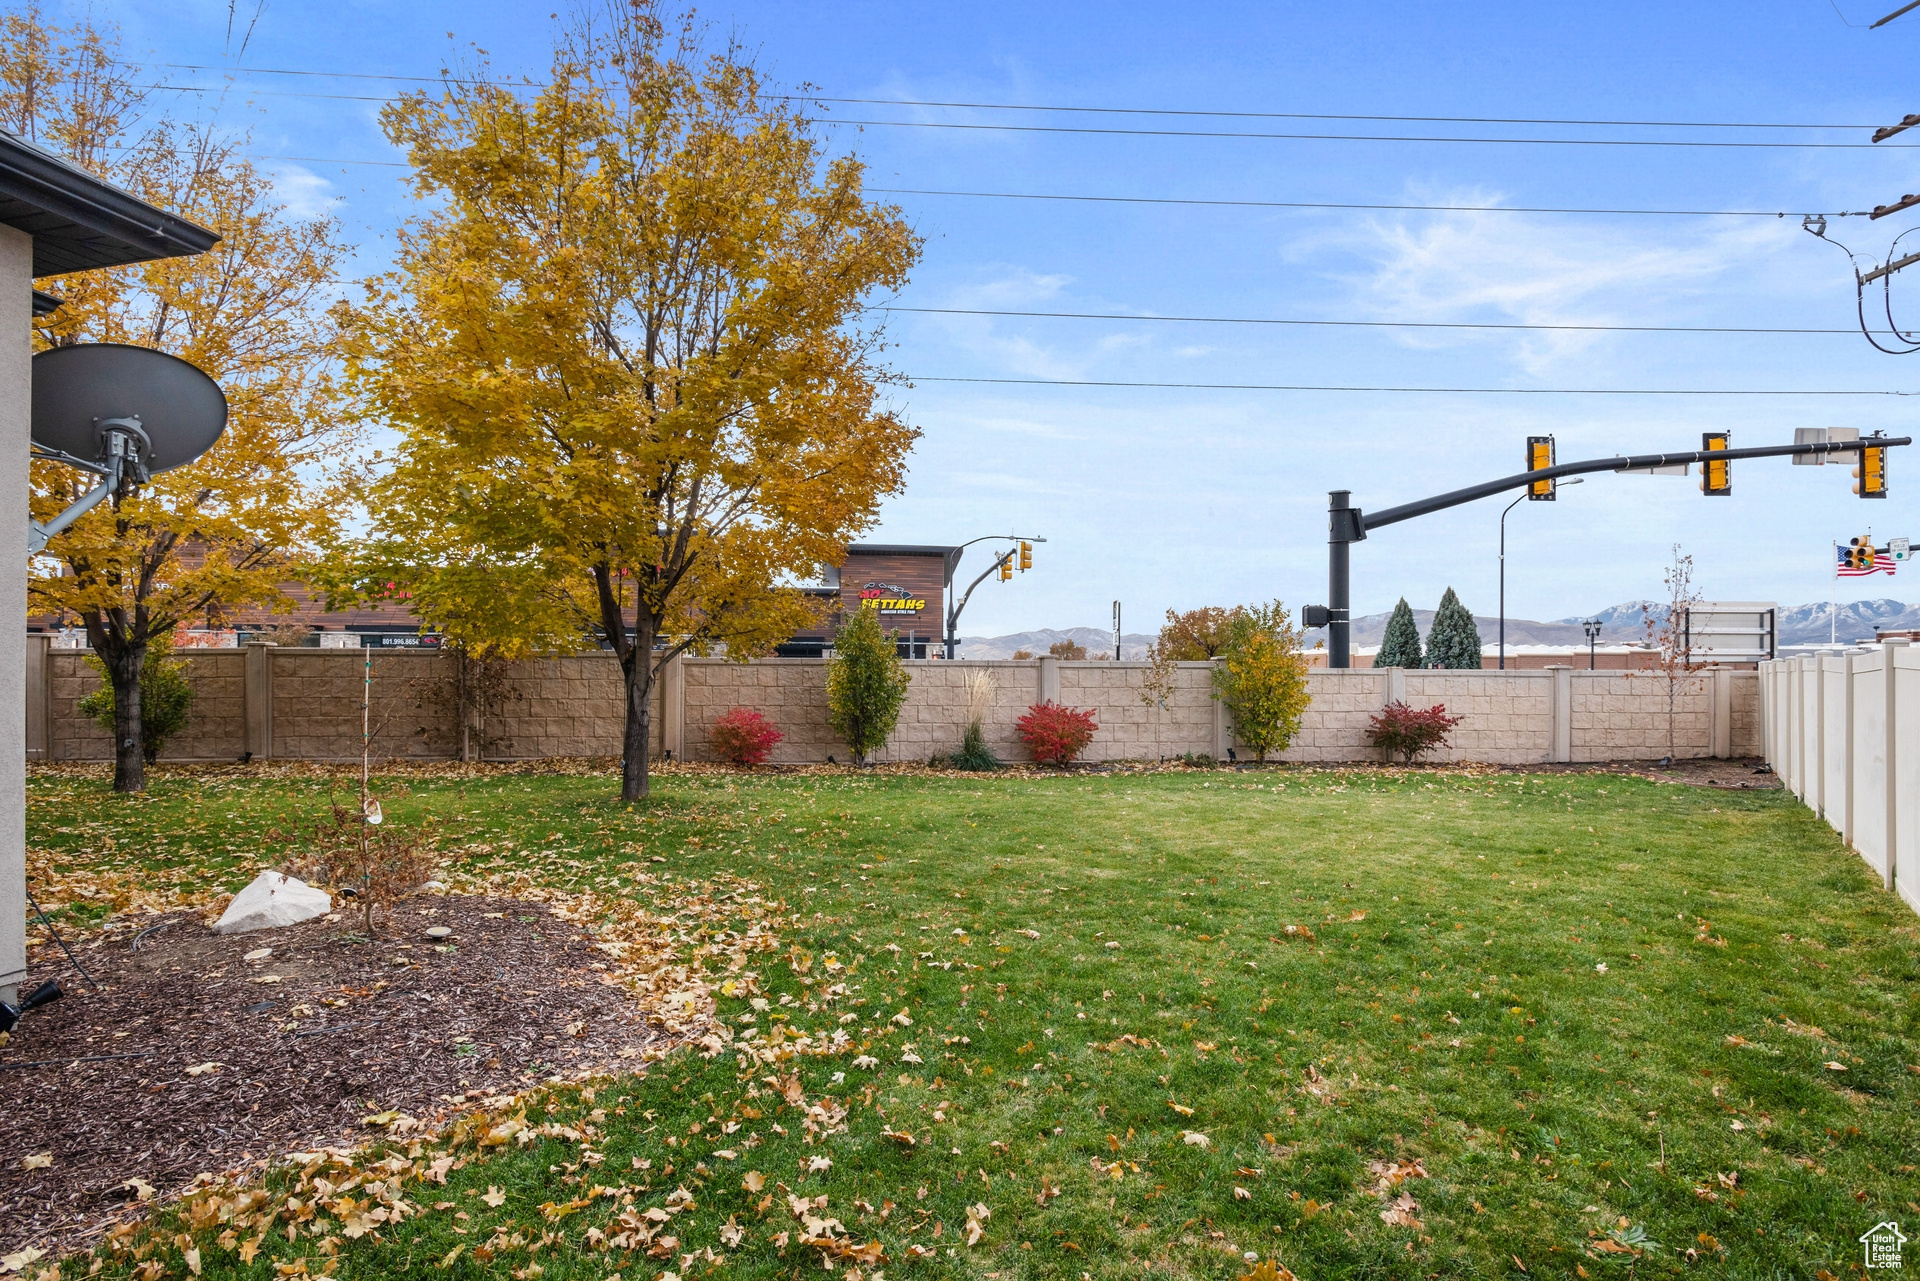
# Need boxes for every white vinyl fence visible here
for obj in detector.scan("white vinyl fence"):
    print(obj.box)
[1761,640,1920,916]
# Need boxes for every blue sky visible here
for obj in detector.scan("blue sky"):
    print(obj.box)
[95,0,1920,633]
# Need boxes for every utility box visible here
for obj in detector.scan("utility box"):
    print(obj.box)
[1683,601,1777,663]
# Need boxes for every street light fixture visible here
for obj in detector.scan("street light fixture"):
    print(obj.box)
[1499,478,1580,670]
[1583,618,1603,670]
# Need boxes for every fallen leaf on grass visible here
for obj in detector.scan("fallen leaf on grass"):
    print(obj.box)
[1823,1061,1847,1072]
[1278,925,1315,942]
[1181,1131,1210,1147]
[1167,1101,1195,1116]
[808,1156,833,1173]
[124,1177,156,1201]
[742,1171,766,1192]
[882,1129,916,1147]
[1236,1263,1300,1281]
[482,1186,507,1207]
[720,1219,745,1248]
[1234,1186,1252,1200]
[964,1202,990,1246]
[0,1247,47,1274]
[1379,1193,1423,1230]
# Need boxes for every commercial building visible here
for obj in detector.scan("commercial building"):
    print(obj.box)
[779,544,961,658]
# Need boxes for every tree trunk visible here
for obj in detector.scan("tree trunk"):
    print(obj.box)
[621,648,654,801]
[455,651,477,763]
[101,635,146,793]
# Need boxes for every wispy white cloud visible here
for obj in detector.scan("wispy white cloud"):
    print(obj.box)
[268,163,342,220]
[1299,189,1799,375]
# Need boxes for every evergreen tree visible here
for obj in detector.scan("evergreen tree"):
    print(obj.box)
[827,607,912,765]
[1373,598,1423,668]
[1426,587,1485,669]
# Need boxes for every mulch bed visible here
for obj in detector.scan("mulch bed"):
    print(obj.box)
[0,893,667,1259]
[1511,756,1783,790]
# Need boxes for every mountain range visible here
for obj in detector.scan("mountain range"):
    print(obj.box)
[958,599,1920,657]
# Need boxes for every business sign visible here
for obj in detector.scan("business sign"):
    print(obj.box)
[857,582,927,616]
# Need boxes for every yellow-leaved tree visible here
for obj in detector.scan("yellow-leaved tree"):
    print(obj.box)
[1213,601,1311,763]
[337,2,920,800]
[5,8,351,792]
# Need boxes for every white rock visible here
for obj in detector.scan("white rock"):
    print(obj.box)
[214,872,332,934]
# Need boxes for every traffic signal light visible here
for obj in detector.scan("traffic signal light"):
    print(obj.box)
[1854,438,1888,498]
[1019,540,1033,571]
[1527,435,1555,499]
[998,554,1013,582]
[1701,431,1731,496]
[1847,536,1875,570]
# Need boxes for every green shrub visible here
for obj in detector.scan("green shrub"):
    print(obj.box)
[826,607,910,765]
[77,644,195,764]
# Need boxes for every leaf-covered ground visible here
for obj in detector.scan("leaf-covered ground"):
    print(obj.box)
[16,762,1920,1280]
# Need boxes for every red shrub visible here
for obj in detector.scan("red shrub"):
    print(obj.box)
[1366,700,1464,763]
[709,707,784,766]
[1015,701,1099,766]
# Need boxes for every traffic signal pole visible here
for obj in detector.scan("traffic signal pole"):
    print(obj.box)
[1317,434,1912,669]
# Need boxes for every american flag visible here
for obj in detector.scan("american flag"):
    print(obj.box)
[1837,543,1897,576]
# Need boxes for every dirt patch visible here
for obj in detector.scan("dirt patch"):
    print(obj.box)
[0,893,665,1258]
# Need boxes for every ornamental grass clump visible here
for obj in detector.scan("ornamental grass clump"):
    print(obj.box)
[1367,700,1465,763]
[708,708,784,766]
[951,670,1001,770]
[1016,701,1098,766]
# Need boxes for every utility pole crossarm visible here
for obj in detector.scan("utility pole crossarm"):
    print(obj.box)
[1359,437,1911,535]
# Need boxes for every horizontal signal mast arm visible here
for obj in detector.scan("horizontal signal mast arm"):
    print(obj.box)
[1358,436,1912,534]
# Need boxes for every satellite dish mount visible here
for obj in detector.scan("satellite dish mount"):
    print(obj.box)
[28,344,227,553]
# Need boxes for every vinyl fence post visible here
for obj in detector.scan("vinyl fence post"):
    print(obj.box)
[1842,653,1856,848]
[1884,639,1905,894]
[1813,656,1827,817]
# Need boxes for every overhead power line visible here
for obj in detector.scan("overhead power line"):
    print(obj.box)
[867,189,1832,217]
[907,376,1911,395]
[185,160,1838,220]
[141,64,1891,131]
[817,117,1916,150]
[883,306,1853,335]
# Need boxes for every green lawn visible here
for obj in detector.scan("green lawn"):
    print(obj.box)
[23,763,1920,1280]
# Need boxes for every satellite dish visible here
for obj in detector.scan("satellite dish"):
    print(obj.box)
[34,343,227,474]
[27,344,227,553]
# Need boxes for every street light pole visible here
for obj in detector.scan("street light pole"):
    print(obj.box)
[942,534,1046,658]
[1499,478,1580,670]
[1498,492,1524,672]
[1583,618,1602,670]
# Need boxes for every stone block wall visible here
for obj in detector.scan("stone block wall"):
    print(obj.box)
[32,643,1760,767]
[1569,670,1714,762]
